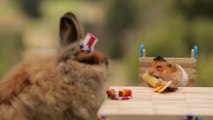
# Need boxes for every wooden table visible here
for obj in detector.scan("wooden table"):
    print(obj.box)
[98,86,213,120]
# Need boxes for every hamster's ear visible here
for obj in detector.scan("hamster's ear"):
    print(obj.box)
[60,12,82,46]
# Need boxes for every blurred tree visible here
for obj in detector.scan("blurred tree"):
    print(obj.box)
[174,0,213,54]
[175,0,213,20]
[0,31,23,79]
[173,0,213,86]
[104,0,139,59]
[19,0,42,19]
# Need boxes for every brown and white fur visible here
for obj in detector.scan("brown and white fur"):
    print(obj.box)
[147,57,189,87]
[0,12,108,120]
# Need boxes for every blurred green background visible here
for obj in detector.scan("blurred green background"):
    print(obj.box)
[0,0,213,86]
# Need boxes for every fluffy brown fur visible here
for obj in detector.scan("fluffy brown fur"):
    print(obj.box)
[0,12,108,120]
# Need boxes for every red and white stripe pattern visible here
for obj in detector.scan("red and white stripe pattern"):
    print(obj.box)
[80,33,98,53]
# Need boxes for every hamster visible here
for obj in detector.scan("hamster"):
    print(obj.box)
[147,56,189,87]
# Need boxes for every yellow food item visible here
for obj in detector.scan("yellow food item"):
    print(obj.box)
[153,84,165,92]
[142,72,160,88]
[153,81,172,93]
[158,81,172,93]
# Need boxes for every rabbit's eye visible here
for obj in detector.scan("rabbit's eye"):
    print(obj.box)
[78,56,99,65]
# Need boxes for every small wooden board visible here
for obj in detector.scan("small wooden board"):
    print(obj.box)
[98,86,213,120]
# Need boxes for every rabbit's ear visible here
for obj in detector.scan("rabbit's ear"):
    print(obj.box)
[60,12,82,46]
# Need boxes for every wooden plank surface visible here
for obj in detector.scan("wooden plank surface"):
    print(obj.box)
[98,86,213,120]
[139,57,196,64]
[139,57,196,68]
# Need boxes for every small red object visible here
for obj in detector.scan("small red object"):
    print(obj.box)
[119,89,132,97]
[106,89,132,100]
[127,89,132,96]
[106,89,116,98]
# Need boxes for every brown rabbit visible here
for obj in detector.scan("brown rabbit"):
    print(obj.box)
[0,12,109,120]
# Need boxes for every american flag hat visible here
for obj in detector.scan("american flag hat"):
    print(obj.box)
[80,32,98,53]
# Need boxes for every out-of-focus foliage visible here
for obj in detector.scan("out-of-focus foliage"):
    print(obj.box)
[0,31,23,78]
[103,0,139,59]
[19,0,42,19]
[175,0,213,20]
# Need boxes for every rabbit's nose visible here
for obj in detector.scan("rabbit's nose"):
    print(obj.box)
[105,59,109,66]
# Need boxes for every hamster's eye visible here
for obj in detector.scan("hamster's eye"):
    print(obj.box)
[168,64,173,67]
[156,65,162,69]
